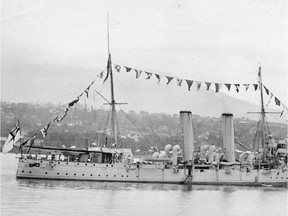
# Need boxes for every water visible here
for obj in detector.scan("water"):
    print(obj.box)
[1,153,287,216]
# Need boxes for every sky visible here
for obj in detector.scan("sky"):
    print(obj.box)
[1,0,287,115]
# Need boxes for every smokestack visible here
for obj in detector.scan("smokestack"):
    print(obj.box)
[222,113,235,162]
[180,111,194,162]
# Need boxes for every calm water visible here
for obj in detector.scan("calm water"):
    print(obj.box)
[1,153,287,216]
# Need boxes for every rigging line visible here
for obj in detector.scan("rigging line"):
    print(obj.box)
[117,76,138,108]
[94,89,111,105]
[94,86,152,147]
[114,73,141,110]
[118,105,154,147]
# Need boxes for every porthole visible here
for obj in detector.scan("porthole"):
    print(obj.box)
[114,175,116,177]
[90,174,93,176]
[106,165,108,167]
[77,163,79,165]
[106,175,108,177]
[98,174,101,177]
[66,162,69,165]
[58,162,60,164]
[45,172,48,174]
[121,175,124,177]
[40,161,42,163]
[29,171,32,173]
[22,170,24,173]
[82,174,84,176]
[93,164,95,166]
[57,173,59,175]
[127,175,129,177]
[74,173,76,176]
[66,173,68,175]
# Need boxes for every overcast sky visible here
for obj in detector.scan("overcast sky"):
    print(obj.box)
[1,0,287,111]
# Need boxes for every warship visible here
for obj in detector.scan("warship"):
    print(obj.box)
[6,16,288,187]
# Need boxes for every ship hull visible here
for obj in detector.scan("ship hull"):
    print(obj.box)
[16,159,287,187]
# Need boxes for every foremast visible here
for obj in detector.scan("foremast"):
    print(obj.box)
[107,13,118,147]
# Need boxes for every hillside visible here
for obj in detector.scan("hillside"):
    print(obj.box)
[1,102,286,153]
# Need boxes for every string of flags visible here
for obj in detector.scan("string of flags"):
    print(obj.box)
[112,63,287,117]
[19,63,287,145]
[38,75,100,138]
[262,85,287,117]
[113,63,259,93]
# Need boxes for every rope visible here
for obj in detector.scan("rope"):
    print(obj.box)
[118,105,154,148]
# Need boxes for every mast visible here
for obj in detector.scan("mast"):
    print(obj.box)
[258,66,266,151]
[248,67,280,152]
[107,13,118,146]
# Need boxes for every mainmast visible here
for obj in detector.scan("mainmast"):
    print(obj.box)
[247,67,270,152]
[107,13,118,146]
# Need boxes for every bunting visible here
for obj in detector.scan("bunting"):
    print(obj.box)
[275,97,281,106]
[224,83,231,91]
[68,98,80,107]
[53,116,59,123]
[145,72,153,79]
[135,69,142,79]
[244,84,249,91]
[114,64,121,72]
[235,84,240,93]
[155,74,161,84]
[166,76,173,85]
[103,69,109,83]
[98,71,104,79]
[186,80,193,91]
[58,112,68,122]
[37,73,99,138]
[84,80,95,98]
[40,122,51,138]
[205,82,212,90]
[196,81,202,91]
[113,64,265,94]
[215,83,222,93]
[263,86,270,95]
[177,79,183,87]
[106,63,288,119]
[125,66,132,72]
